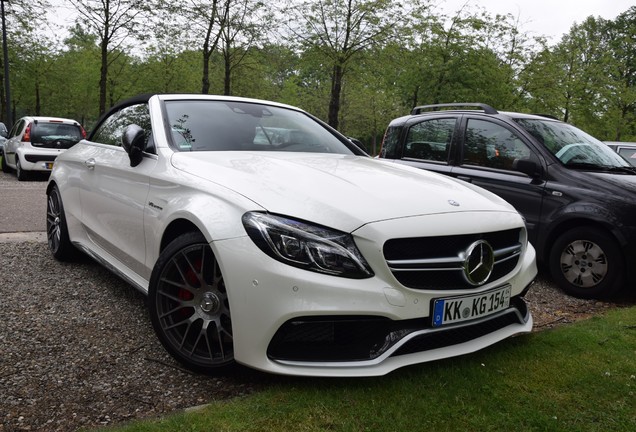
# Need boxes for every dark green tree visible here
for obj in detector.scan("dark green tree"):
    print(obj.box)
[283,0,403,129]
[68,0,149,115]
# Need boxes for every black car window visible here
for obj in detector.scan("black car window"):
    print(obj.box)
[92,103,152,151]
[403,118,455,162]
[463,119,532,171]
[618,147,636,166]
[380,125,401,158]
[164,100,355,154]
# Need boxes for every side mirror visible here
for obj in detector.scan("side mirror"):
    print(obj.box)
[122,124,145,167]
[514,159,542,179]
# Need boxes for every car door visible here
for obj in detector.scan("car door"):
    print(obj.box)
[78,103,156,279]
[450,116,547,245]
[5,119,25,167]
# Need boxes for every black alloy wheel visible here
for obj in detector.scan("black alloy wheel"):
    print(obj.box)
[148,232,234,373]
[46,185,76,261]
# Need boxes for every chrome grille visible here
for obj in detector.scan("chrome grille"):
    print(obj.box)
[384,229,522,290]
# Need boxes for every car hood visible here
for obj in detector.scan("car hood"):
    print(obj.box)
[586,171,636,195]
[171,152,517,231]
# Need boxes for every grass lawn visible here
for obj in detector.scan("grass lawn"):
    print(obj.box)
[103,306,636,432]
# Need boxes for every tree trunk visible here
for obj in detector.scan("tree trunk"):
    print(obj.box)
[99,39,108,115]
[328,63,343,129]
[99,0,110,116]
[35,79,40,116]
[201,47,211,94]
[223,39,231,95]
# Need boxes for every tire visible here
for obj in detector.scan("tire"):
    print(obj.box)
[16,158,27,181]
[46,185,76,261]
[549,226,624,299]
[149,231,234,373]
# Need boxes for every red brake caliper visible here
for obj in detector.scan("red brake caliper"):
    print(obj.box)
[178,258,201,317]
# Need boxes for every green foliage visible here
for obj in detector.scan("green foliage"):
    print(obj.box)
[1,1,634,143]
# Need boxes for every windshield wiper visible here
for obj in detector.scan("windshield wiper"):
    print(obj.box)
[565,162,636,174]
[606,165,636,174]
[564,162,607,170]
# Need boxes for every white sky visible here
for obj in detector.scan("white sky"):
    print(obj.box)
[45,0,634,46]
[435,0,635,43]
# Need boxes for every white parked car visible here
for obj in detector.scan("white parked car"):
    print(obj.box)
[47,94,537,377]
[2,116,85,180]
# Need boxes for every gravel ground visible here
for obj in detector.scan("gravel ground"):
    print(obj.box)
[1,238,630,432]
[0,173,47,233]
[0,241,267,432]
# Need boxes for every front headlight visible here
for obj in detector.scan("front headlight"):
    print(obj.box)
[242,212,374,279]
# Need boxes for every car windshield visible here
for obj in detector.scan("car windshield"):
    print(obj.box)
[164,100,355,154]
[514,118,630,169]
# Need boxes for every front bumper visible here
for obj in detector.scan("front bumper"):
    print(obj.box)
[213,211,537,377]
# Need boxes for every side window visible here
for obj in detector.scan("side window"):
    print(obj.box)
[91,104,152,151]
[618,147,636,166]
[463,119,532,171]
[380,126,401,158]
[403,118,455,162]
[10,120,24,138]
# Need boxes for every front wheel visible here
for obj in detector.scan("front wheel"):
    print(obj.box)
[549,226,624,299]
[0,151,8,172]
[148,232,234,374]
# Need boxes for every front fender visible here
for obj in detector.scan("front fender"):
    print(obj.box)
[143,180,263,270]
[540,201,626,259]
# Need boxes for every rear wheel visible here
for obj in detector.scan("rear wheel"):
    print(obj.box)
[16,158,27,181]
[46,185,76,260]
[549,226,624,299]
[148,232,234,373]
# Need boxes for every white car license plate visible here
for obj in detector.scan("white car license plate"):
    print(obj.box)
[432,286,511,327]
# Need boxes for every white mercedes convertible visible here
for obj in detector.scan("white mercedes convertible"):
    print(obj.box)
[46,94,536,377]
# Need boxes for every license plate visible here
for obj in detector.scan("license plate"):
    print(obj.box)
[45,162,54,169]
[432,286,511,327]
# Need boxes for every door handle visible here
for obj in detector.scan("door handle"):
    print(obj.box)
[84,158,96,169]
[456,175,472,183]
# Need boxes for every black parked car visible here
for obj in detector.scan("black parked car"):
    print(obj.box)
[379,103,636,299]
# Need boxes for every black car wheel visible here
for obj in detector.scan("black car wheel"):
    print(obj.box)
[0,151,7,172]
[46,185,76,260]
[16,158,27,181]
[149,232,234,373]
[549,226,624,299]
